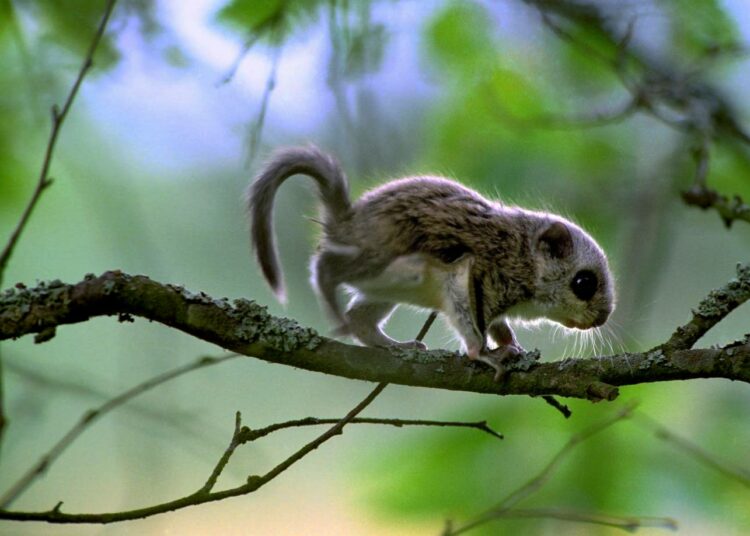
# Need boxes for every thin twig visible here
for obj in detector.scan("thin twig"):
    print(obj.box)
[0,383,387,523]
[447,402,637,535]
[200,411,244,494]
[0,353,241,508]
[540,395,571,419]
[0,0,118,280]
[216,34,260,86]
[692,137,711,187]
[0,0,118,484]
[634,412,750,488]
[416,311,438,342]
[250,381,389,485]
[662,263,750,352]
[479,507,677,532]
[246,42,281,166]
[536,1,750,230]
[540,12,614,68]
[676,135,750,228]
[241,416,503,441]
[682,185,750,227]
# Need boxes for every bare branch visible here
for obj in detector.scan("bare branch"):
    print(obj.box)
[216,34,261,86]
[679,137,750,228]
[662,263,750,352]
[486,91,640,131]
[0,304,443,523]
[445,403,637,535]
[463,507,677,533]
[0,382,389,524]
[2,271,750,401]
[540,395,571,418]
[492,403,635,511]
[531,1,750,230]
[0,352,241,508]
[199,411,244,495]
[682,185,750,228]
[246,42,281,165]
[240,416,504,441]
[634,412,750,488]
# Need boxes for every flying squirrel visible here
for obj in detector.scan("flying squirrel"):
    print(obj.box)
[247,146,615,378]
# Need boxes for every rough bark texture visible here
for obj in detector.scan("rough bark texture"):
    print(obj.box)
[2,270,749,402]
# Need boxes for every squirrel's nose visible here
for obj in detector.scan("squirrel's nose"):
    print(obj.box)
[592,308,611,327]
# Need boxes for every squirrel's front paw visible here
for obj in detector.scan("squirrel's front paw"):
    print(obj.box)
[473,344,525,381]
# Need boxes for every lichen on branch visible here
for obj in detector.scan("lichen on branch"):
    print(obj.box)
[1,269,749,402]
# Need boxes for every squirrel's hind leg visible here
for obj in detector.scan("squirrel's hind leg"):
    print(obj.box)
[343,294,427,350]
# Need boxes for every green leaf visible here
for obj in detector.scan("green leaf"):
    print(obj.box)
[216,0,325,44]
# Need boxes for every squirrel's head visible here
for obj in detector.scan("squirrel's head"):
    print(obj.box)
[528,219,615,330]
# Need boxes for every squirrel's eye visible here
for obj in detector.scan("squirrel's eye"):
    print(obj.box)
[571,270,598,301]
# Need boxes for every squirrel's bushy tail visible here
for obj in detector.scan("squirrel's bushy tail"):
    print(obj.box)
[247,146,351,302]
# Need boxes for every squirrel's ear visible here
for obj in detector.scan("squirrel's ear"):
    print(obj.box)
[537,221,573,259]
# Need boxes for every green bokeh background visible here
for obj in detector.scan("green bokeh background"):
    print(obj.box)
[1,1,749,535]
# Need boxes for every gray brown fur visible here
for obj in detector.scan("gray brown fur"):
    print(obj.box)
[247,146,615,371]
[247,146,349,302]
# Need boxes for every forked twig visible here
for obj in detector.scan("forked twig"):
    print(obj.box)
[0,312,447,522]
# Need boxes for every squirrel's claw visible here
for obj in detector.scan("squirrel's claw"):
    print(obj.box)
[471,343,525,381]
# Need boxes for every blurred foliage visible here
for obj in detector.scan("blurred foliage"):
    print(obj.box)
[216,0,327,45]
[663,0,740,59]
[420,1,632,243]
[13,1,120,67]
[0,0,156,212]
[328,1,386,81]
[424,2,495,76]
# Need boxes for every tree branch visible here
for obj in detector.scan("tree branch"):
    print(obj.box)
[239,416,504,441]
[445,403,641,535]
[662,263,750,352]
[459,507,677,533]
[682,185,750,228]
[633,412,750,488]
[1,267,750,402]
[0,382,388,523]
